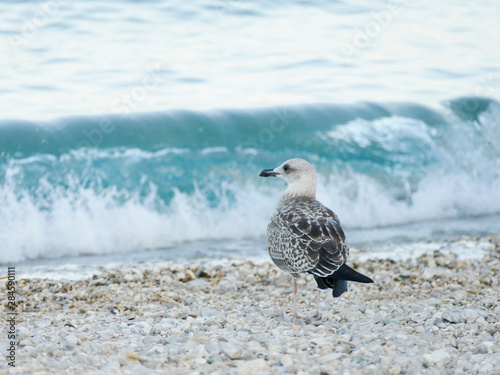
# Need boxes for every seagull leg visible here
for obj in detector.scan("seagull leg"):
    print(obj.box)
[313,289,321,318]
[303,290,322,319]
[292,278,301,319]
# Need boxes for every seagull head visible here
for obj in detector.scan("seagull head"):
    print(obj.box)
[260,158,317,199]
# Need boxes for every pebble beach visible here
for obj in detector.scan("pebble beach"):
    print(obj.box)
[2,237,500,375]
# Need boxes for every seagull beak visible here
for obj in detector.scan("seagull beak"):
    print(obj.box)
[259,168,279,177]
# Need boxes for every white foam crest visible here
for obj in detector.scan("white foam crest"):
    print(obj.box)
[165,180,277,242]
[59,146,190,162]
[318,170,500,229]
[0,182,170,263]
[0,175,279,263]
[201,147,229,154]
[326,116,436,150]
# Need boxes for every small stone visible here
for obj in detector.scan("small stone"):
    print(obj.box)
[201,307,219,318]
[478,342,494,354]
[373,311,387,323]
[128,349,142,360]
[463,309,478,323]
[476,316,487,326]
[38,319,51,329]
[281,354,294,366]
[423,349,450,365]
[137,322,152,335]
[442,309,465,324]
[66,334,79,346]
[493,305,500,316]
[100,360,121,374]
[432,312,442,320]
[187,334,211,348]
[319,352,347,362]
[421,268,432,280]
[364,309,375,318]
[421,266,451,281]
[237,358,269,375]
[219,341,243,359]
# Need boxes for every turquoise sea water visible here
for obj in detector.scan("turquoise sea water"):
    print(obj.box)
[1,1,499,266]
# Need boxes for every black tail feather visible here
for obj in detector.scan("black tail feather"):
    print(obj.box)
[314,276,334,290]
[311,264,373,298]
[332,279,348,297]
[329,264,374,283]
[314,276,349,298]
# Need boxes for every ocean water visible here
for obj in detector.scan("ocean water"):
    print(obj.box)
[1,1,499,269]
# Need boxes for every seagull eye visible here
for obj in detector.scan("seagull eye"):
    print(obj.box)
[283,164,290,173]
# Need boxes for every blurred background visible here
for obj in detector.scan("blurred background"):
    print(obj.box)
[1,0,499,266]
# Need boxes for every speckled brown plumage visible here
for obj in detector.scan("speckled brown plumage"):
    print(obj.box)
[267,196,348,278]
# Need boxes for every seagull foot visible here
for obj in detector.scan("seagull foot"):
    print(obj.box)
[290,311,321,320]
[305,311,322,319]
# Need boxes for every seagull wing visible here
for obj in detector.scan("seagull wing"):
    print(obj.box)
[267,197,349,276]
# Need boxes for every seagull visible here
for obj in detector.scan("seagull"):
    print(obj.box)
[259,158,373,318]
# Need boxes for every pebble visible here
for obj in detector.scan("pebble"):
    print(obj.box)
[1,237,499,374]
[200,307,219,318]
[478,342,495,354]
[423,349,451,365]
[442,309,466,324]
[187,334,211,349]
[237,358,269,375]
[219,341,243,359]
[66,334,79,346]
